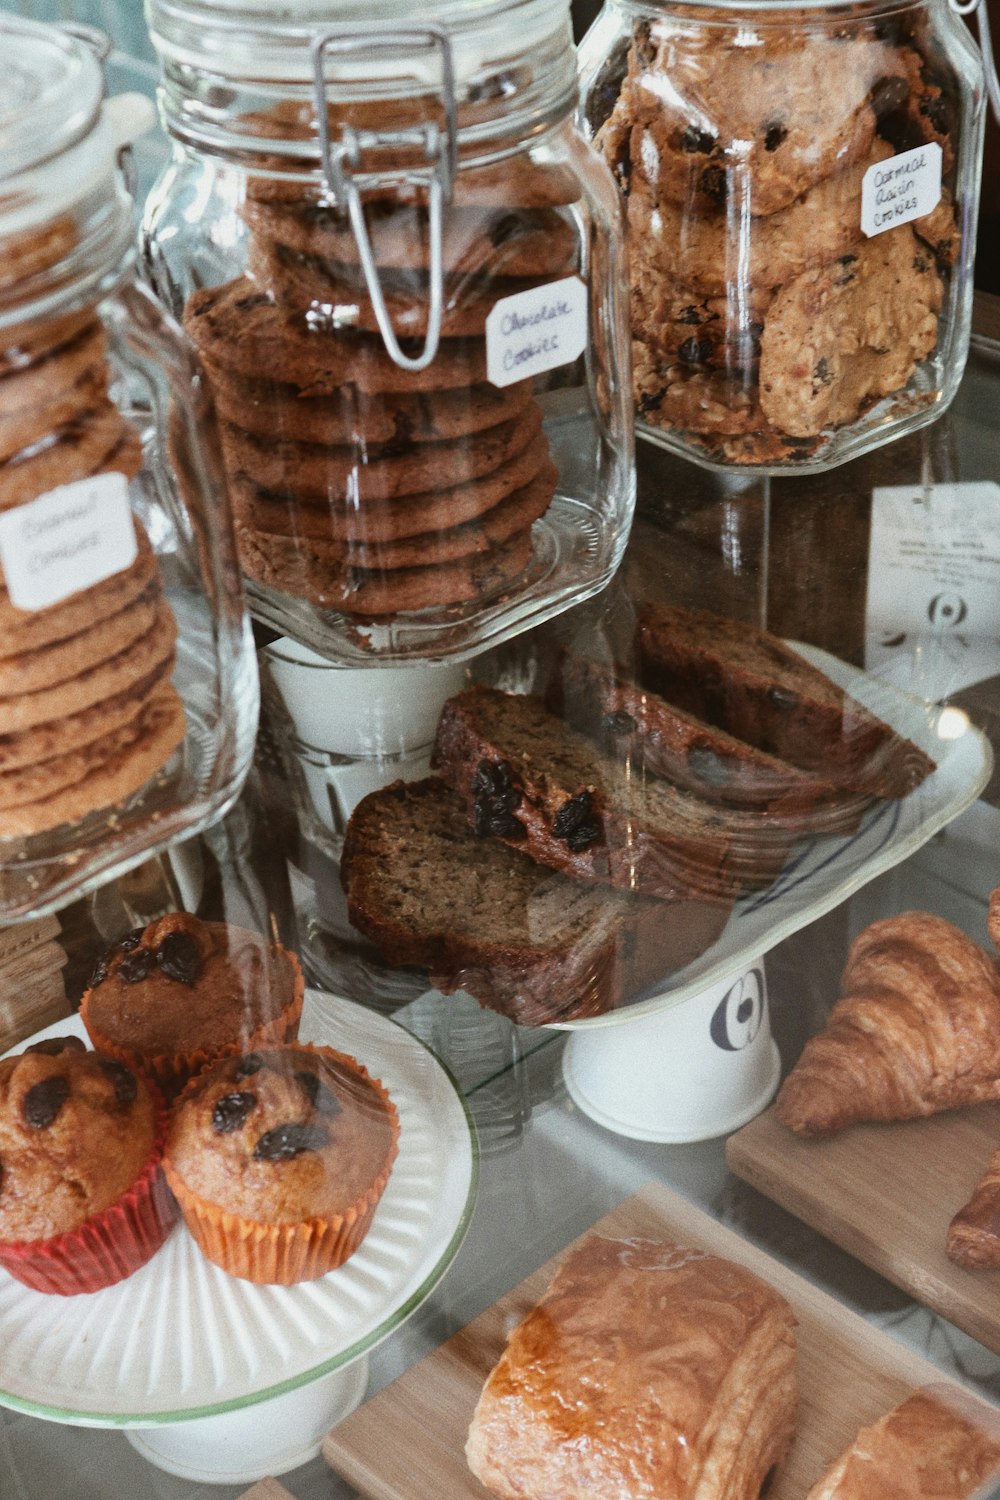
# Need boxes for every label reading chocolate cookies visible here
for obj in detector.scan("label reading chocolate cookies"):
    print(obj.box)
[486,276,587,388]
[861,143,942,238]
[0,473,137,611]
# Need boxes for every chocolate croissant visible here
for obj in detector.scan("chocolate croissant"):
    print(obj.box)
[776,912,1000,1136]
[466,1234,798,1500]
[804,1383,1000,1499]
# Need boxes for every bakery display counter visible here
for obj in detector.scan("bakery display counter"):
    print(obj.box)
[4,306,1000,1498]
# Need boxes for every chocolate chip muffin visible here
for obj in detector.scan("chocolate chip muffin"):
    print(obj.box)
[79,912,304,1098]
[163,1043,399,1283]
[0,1036,177,1293]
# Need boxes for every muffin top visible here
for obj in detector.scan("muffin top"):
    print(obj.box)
[83,912,299,1054]
[166,1045,398,1224]
[0,1037,158,1243]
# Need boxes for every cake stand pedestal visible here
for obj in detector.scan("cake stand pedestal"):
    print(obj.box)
[125,1357,370,1484]
[562,960,781,1143]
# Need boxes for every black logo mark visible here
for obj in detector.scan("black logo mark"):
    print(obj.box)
[928,592,967,629]
[710,968,765,1052]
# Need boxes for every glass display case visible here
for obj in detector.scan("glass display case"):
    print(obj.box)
[4,2,1000,1498]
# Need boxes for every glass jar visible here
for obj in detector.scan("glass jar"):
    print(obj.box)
[579,0,987,473]
[141,0,634,665]
[0,18,258,921]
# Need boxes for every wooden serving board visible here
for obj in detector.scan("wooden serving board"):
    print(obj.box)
[323,1180,987,1500]
[726,1101,1000,1356]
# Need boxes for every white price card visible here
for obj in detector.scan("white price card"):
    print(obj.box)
[861,142,942,238]
[486,275,588,388]
[865,481,1000,699]
[0,471,138,611]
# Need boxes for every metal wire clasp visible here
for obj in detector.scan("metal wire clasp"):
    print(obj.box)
[948,0,1000,127]
[311,24,457,372]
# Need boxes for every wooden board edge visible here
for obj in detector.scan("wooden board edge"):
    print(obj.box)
[725,1118,1000,1358]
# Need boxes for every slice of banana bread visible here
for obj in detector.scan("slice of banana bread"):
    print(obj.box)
[637,601,935,798]
[547,649,869,833]
[432,688,810,900]
[340,778,731,1025]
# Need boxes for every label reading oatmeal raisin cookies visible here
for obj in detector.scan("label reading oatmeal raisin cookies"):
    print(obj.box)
[0,473,137,611]
[861,143,942,238]
[486,276,588,388]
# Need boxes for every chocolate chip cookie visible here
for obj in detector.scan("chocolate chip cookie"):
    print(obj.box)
[242,197,578,281]
[239,524,535,617]
[247,239,546,337]
[239,458,557,563]
[230,432,554,543]
[220,402,543,504]
[207,365,533,448]
[187,280,492,394]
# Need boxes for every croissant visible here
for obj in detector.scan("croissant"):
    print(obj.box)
[466,1234,798,1500]
[947,1148,1000,1268]
[804,1383,1000,1499]
[988,886,1000,954]
[776,911,1000,1136]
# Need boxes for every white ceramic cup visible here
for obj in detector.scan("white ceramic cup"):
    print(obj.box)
[260,639,467,834]
[562,960,781,1143]
[124,1354,369,1485]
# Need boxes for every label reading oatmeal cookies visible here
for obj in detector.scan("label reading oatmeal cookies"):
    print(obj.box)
[0,473,137,611]
[486,276,588,388]
[861,143,942,238]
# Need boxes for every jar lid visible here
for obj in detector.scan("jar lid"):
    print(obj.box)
[0,19,104,187]
[147,0,568,86]
[0,18,155,318]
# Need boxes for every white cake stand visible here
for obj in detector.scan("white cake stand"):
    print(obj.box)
[0,991,478,1485]
[552,649,992,1140]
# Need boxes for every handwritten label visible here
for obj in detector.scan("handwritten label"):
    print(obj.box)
[865,482,1000,698]
[0,472,137,611]
[486,275,588,388]
[861,142,942,237]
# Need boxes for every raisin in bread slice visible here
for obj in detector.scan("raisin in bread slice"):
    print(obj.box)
[637,601,935,798]
[547,649,869,834]
[340,778,731,1025]
[432,687,813,901]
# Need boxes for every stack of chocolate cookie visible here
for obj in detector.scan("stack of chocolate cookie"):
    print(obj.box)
[0,268,184,839]
[184,159,577,619]
[596,15,959,464]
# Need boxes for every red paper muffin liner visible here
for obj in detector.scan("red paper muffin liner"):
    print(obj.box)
[0,1086,178,1296]
[79,944,305,1100]
[163,1044,400,1285]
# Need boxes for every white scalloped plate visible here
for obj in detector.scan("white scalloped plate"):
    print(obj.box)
[0,991,477,1426]
[547,643,994,1028]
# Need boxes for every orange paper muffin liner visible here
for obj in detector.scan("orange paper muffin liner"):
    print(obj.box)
[163,1045,400,1285]
[0,1086,178,1296]
[79,944,305,1100]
